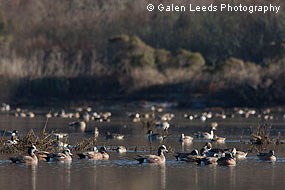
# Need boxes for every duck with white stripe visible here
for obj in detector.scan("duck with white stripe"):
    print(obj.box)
[9,145,38,165]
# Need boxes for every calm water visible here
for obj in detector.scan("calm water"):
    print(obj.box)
[0,105,285,190]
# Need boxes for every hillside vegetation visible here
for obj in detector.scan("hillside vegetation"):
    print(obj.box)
[0,0,284,107]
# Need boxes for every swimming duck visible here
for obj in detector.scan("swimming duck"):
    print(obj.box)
[146,130,166,142]
[105,132,124,140]
[78,147,109,160]
[9,145,38,165]
[197,156,218,165]
[179,134,193,143]
[135,145,168,164]
[174,149,200,161]
[211,135,226,143]
[178,149,206,163]
[217,152,236,166]
[233,149,248,159]
[194,127,215,140]
[155,121,170,132]
[69,120,86,132]
[116,146,127,153]
[46,149,73,162]
[36,151,50,161]
[257,150,276,161]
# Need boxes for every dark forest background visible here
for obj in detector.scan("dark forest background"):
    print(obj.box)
[0,0,284,107]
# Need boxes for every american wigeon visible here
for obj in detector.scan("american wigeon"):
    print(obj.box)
[257,150,276,161]
[9,145,38,165]
[5,131,19,146]
[135,145,168,164]
[36,151,50,161]
[179,134,193,143]
[46,149,73,162]
[78,146,109,160]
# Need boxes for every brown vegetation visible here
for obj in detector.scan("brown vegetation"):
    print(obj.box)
[0,0,284,106]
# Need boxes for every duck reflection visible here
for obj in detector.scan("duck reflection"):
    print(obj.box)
[61,161,72,189]
[30,165,37,190]
[159,164,166,190]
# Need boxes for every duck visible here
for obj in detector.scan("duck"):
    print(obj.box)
[5,131,20,146]
[69,120,86,132]
[179,134,193,143]
[234,149,248,159]
[94,127,99,138]
[174,149,200,161]
[105,131,124,140]
[36,151,51,161]
[0,130,18,137]
[257,150,276,161]
[197,156,218,165]
[155,121,170,132]
[53,133,68,140]
[146,130,166,142]
[116,146,127,153]
[45,149,73,162]
[9,145,38,165]
[200,143,224,157]
[211,135,226,143]
[78,146,109,160]
[217,152,236,166]
[177,149,205,163]
[194,127,216,140]
[135,145,168,164]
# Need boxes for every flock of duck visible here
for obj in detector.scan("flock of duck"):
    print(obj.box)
[0,103,283,167]
[3,124,277,166]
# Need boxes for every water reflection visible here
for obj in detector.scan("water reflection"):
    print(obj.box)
[159,165,166,190]
[30,165,37,190]
[1,107,285,190]
[63,162,71,189]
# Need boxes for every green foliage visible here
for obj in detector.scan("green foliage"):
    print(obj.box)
[108,35,155,67]
[155,49,172,67]
[172,49,205,70]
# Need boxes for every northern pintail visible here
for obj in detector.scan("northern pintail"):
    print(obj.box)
[179,134,193,143]
[135,145,168,164]
[146,130,165,142]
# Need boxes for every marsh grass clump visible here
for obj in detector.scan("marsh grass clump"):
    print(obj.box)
[72,138,97,152]
[0,129,59,154]
[250,123,272,145]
